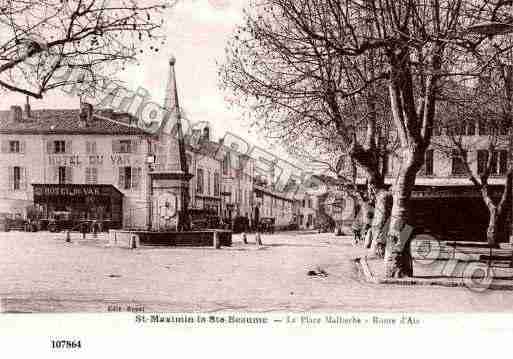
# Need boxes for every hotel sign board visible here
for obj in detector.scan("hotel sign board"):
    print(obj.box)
[32,184,112,197]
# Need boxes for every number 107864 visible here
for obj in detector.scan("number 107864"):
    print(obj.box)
[51,340,82,349]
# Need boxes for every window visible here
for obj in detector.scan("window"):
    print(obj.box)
[86,141,97,154]
[124,167,132,190]
[499,150,508,175]
[118,166,141,190]
[214,172,220,196]
[9,141,20,153]
[478,120,489,136]
[448,122,475,136]
[478,150,508,175]
[477,150,488,174]
[451,150,467,176]
[468,122,476,136]
[380,154,389,177]
[207,171,211,196]
[54,140,66,154]
[58,166,66,184]
[196,168,204,194]
[85,167,98,184]
[222,153,231,175]
[119,140,132,153]
[432,123,442,136]
[499,120,510,136]
[13,166,21,190]
[422,150,434,176]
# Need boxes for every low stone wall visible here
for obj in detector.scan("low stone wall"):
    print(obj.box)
[109,229,232,248]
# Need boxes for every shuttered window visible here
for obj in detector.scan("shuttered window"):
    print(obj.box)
[85,167,98,184]
[118,166,141,190]
[113,139,138,154]
[214,172,220,196]
[8,166,26,191]
[58,167,66,184]
[477,150,488,175]
[1,140,25,153]
[132,167,142,190]
[86,141,97,154]
[207,171,211,195]
[499,150,508,175]
[54,141,66,154]
[424,150,434,176]
[451,150,467,176]
[197,168,204,194]
[478,150,509,175]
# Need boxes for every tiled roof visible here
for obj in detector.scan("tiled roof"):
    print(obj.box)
[0,109,149,136]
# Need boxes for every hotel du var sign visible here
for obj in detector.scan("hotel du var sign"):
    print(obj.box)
[47,154,139,167]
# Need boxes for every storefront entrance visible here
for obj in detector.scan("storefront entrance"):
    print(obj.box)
[32,184,123,230]
[411,185,510,243]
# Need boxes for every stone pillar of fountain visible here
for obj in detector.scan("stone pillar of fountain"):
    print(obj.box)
[149,55,192,231]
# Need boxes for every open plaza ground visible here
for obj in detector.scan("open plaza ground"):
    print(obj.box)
[1,230,513,313]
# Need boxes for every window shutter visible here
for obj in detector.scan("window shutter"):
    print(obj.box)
[66,167,73,183]
[20,141,25,154]
[53,166,59,183]
[21,167,27,189]
[112,140,120,153]
[1,140,8,153]
[46,140,53,154]
[85,168,91,184]
[92,168,98,184]
[92,141,97,154]
[132,140,139,154]
[65,140,72,154]
[118,167,125,189]
[491,151,498,174]
[477,150,488,174]
[132,167,141,190]
[8,166,13,191]
[86,141,91,154]
[499,150,508,175]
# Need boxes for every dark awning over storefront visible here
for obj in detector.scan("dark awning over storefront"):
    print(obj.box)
[32,183,123,199]
[31,184,123,227]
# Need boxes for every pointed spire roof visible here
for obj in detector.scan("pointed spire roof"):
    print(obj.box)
[162,55,188,174]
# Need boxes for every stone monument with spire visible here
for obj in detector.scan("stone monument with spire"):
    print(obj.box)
[149,55,193,231]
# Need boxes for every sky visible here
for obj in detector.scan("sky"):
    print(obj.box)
[0,0,316,175]
[0,1,268,152]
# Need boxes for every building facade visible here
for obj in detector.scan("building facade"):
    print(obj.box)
[0,56,303,232]
[0,103,152,229]
[322,124,513,242]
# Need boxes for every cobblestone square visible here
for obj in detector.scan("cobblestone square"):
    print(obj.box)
[1,231,512,313]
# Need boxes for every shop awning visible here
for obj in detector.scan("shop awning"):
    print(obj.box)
[32,183,123,199]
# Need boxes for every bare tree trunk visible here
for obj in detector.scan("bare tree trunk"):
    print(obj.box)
[385,151,420,278]
[486,206,500,248]
[369,189,393,257]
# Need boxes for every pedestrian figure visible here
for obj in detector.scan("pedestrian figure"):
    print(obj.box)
[255,230,263,246]
[80,221,88,240]
[352,219,362,245]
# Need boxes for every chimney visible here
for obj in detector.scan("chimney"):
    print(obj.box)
[24,96,31,118]
[79,102,93,127]
[9,105,23,122]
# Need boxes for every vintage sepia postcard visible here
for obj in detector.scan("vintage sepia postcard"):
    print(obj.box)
[1,0,513,356]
